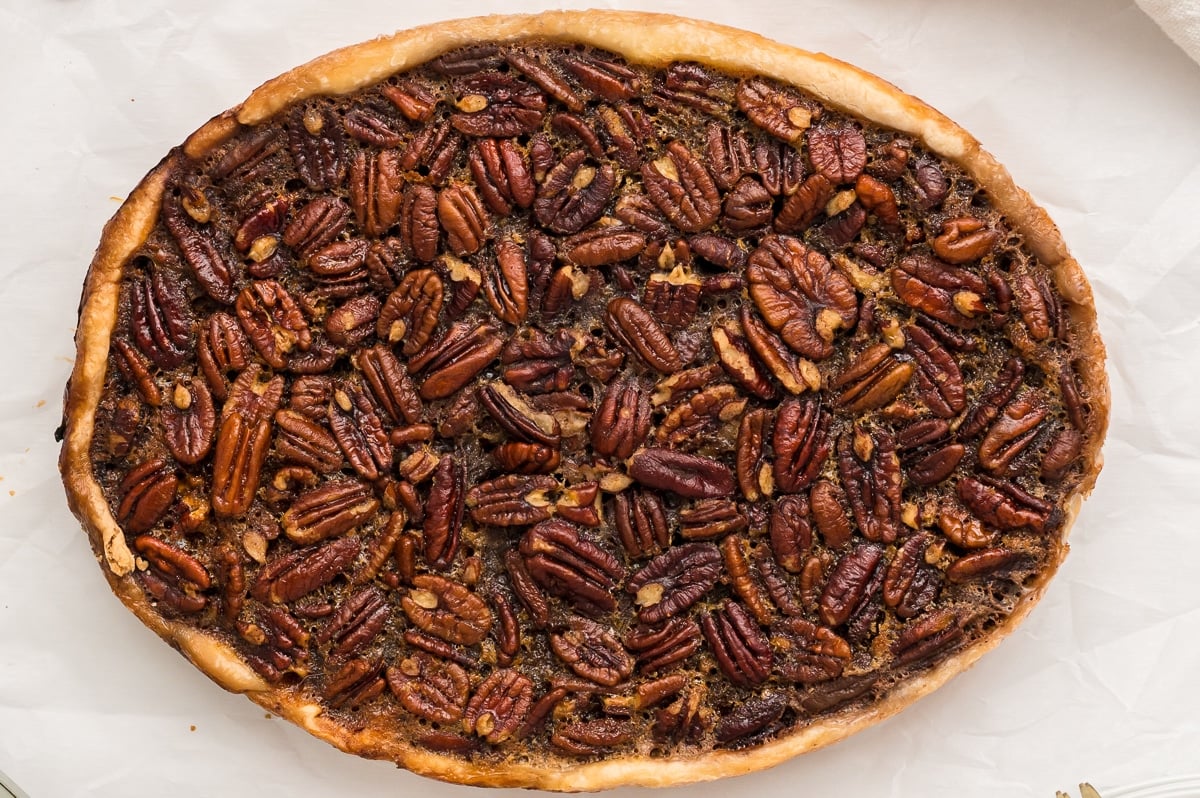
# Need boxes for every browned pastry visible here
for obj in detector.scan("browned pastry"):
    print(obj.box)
[59,11,1107,790]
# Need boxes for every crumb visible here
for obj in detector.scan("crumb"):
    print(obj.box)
[190,725,197,732]
[36,399,46,408]
[8,490,14,497]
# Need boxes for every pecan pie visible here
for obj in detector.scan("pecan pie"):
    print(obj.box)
[59,11,1108,790]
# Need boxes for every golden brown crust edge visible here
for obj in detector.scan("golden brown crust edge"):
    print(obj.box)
[59,11,1108,791]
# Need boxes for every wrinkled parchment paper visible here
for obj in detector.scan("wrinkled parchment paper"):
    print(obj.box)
[2,1,1198,795]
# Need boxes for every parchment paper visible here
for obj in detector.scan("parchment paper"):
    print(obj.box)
[2,1,1198,796]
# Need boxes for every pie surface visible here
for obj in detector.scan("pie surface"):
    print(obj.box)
[59,11,1108,791]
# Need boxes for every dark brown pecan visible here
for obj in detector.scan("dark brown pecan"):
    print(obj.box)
[748,235,858,360]
[735,409,773,502]
[467,474,556,527]
[653,683,712,743]
[450,71,547,138]
[628,448,735,499]
[481,238,529,324]
[479,382,561,446]
[376,268,442,356]
[133,535,210,591]
[197,312,250,401]
[283,197,351,259]
[387,652,470,725]
[561,52,641,100]
[556,481,601,528]
[960,357,1025,438]
[900,421,965,487]
[251,536,360,604]
[324,294,380,348]
[772,617,852,683]
[328,382,392,481]
[643,267,702,332]
[162,196,238,304]
[101,394,142,458]
[504,549,550,629]
[317,586,389,656]
[403,574,493,646]
[112,339,161,408]
[855,173,901,233]
[626,617,703,674]
[612,491,669,559]
[493,442,561,475]
[409,321,504,401]
[798,674,878,714]
[656,384,746,448]
[423,456,464,569]
[769,494,813,573]
[287,106,345,190]
[211,412,271,519]
[774,173,834,234]
[819,543,885,627]
[129,269,193,369]
[738,305,816,396]
[667,495,743,540]
[382,80,439,119]
[751,137,805,197]
[306,239,369,293]
[589,376,650,461]
[773,397,832,494]
[883,533,940,618]
[706,123,751,190]
[604,297,682,374]
[281,479,377,545]
[714,692,787,746]
[720,535,774,625]
[931,217,999,264]
[234,280,311,370]
[437,183,492,256]
[398,119,461,185]
[978,392,1049,475]
[489,593,521,667]
[468,138,535,216]
[1060,364,1089,431]
[1014,271,1066,342]
[534,149,616,235]
[140,569,206,614]
[342,102,404,146]
[323,657,386,709]
[710,323,775,402]
[464,669,533,744]
[957,476,1051,533]
[210,127,283,183]
[640,143,718,236]
[500,327,579,394]
[627,543,722,624]
[837,428,902,544]
[348,149,403,237]
[892,608,963,667]
[161,379,215,465]
[808,125,867,184]
[737,78,814,142]
[892,255,989,329]
[1042,427,1084,482]
[834,344,915,413]
[937,503,997,549]
[232,193,289,252]
[551,718,633,757]
[819,199,866,246]
[356,346,422,425]
[701,601,773,687]
[550,616,636,687]
[521,519,625,613]
[563,227,647,267]
[397,184,440,263]
[720,175,773,233]
[274,409,342,474]
[905,323,966,418]
[502,50,583,111]
[946,547,1029,583]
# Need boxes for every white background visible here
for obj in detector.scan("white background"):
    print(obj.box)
[1,1,1198,796]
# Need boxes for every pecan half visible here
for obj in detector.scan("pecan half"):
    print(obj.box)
[467,474,556,527]
[701,601,773,687]
[773,397,832,494]
[605,297,683,375]
[905,323,966,418]
[328,382,392,481]
[883,533,940,618]
[736,408,774,502]
[402,574,493,646]
[387,652,470,725]
[627,543,722,624]
[534,149,616,235]
[591,375,652,460]
[409,322,505,401]
[808,125,867,184]
[772,617,851,683]
[251,536,360,604]
[162,379,215,465]
[317,586,389,655]
[423,456,464,569]
[819,542,885,627]
[210,412,272,519]
[837,428,902,544]
[129,268,193,369]
[377,268,443,356]
[957,476,1051,532]
[737,78,813,143]
[748,235,858,360]
[612,491,669,559]
[628,448,736,500]
[235,280,311,370]
[978,392,1048,475]
[930,217,999,264]
[642,141,721,233]
[163,196,238,304]
[625,617,703,674]
[521,520,625,613]
[769,494,813,573]
[281,480,378,546]
[833,344,915,413]
[550,616,636,687]
[891,255,989,329]
[348,149,403,237]
[464,669,533,744]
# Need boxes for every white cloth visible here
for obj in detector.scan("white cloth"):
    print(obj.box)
[1135,0,1200,64]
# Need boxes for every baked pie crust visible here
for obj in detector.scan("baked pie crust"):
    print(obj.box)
[59,11,1107,790]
